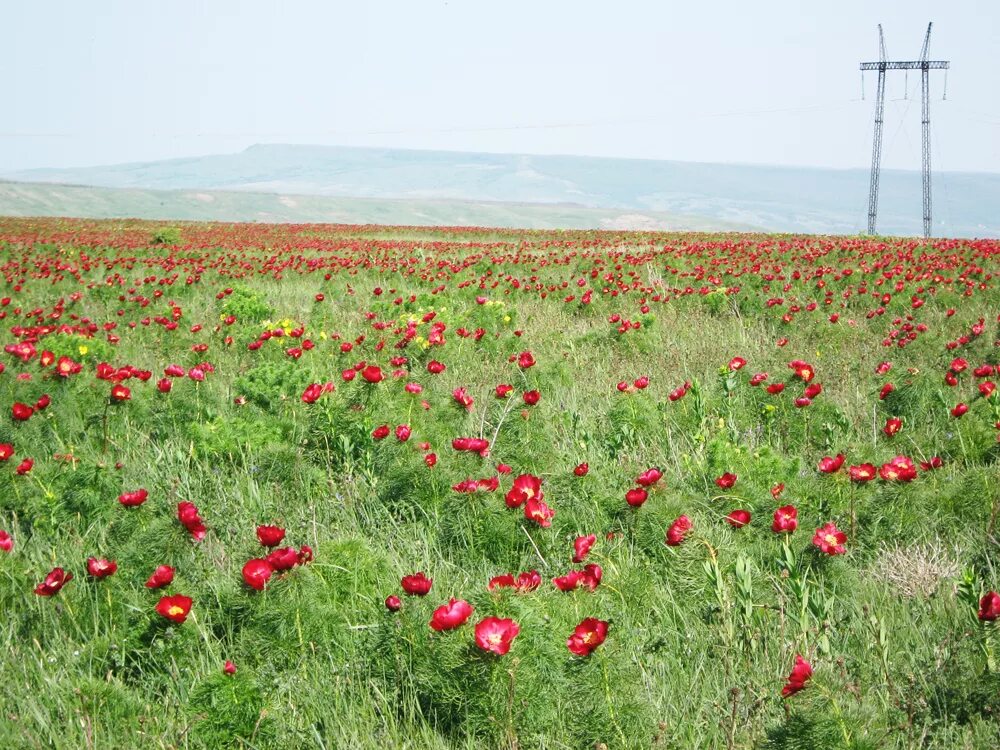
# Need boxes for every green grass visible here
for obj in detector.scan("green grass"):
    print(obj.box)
[0,217,997,749]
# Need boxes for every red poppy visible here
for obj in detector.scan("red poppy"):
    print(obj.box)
[372,425,390,440]
[0,443,12,460]
[517,351,536,369]
[118,488,148,507]
[951,403,969,418]
[980,382,997,399]
[265,547,299,571]
[401,571,433,596]
[474,617,520,655]
[572,534,597,563]
[256,525,285,547]
[883,417,902,437]
[726,509,751,528]
[567,617,608,656]
[429,598,474,631]
[803,383,823,399]
[145,565,175,589]
[788,360,815,382]
[782,654,813,697]
[848,463,877,482]
[86,557,117,578]
[301,383,323,404]
[155,594,193,624]
[979,591,1000,621]
[772,505,798,533]
[574,462,589,477]
[495,383,513,398]
[812,522,847,555]
[665,515,693,546]
[524,496,554,527]
[110,384,131,402]
[879,455,918,482]
[522,390,540,406]
[427,360,446,374]
[385,595,402,612]
[35,567,73,596]
[817,454,845,473]
[242,558,275,590]
[715,473,737,489]
[729,357,746,371]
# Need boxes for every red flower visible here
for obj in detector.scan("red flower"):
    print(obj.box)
[145,565,175,589]
[782,654,813,697]
[788,360,815,382]
[951,403,969,418]
[817,454,845,473]
[0,529,12,552]
[812,522,847,555]
[118,488,148,507]
[488,570,541,593]
[0,443,12,460]
[553,564,602,592]
[573,462,589,477]
[729,356,746,371]
[572,534,597,563]
[715,472,737,489]
[517,351,536,369]
[401,571,433,596]
[385,595,402,612]
[223,660,237,675]
[35,567,73,596]
[475,617,520,655]
[567,617,608,656]
[86,557,117,578]
[883,417,902,437]
[15,458,33,475]
[265,547,299,571]
[155,594,193,624]
[625,487,648,507]
[453,387,474,410]
[395,424,412,442]
[495,383,513,398]
[803,383,823,399]
[177,501,207,541]
[157,378,172,393]
[978,591,1000,621]
[372,424,390,440]
[766,383,785,395]
[726,509,751,528]
[634,376,649,390]
[772,505,798,533]
[636,467,662,487]
[429,598,474,631]
[361,365,384,383]
[242,559,275,590]
[111,384,131,402]
[848,463,877,482]
[665,515,693,546]
[427,360,446,374]
[980,382,997,399]
[879,455,917,482]
[522,390,540,406]
[524,496,554,527]
[256,525,285,547]
[12,402,33,421]
[505,474,542,508]
[879,383,895,400]
[301,383,323,404]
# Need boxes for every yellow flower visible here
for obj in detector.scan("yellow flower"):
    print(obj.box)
[503,315,511,323]
[318,331,327,340]
[78,345,89,356]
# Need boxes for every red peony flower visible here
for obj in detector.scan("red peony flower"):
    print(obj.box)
[177,501,207,541]
[522,390,540,406]
[729,356,746,371]
[572,534,597,563]
[883,417,902,437]
[978,591,1000,621]
[429,598,474,631]
[118,488,148,507]
[715,472,737,489]
[265,547,298,571]
[726,509,751,528]
[86,557,117,578]
[812,522,847,555]
[372,424,390,440]
[817,454,845,473]
[772,505,798,533]
[951,403,969,418]
[301,383,323,404]
[625,487,648,507]
[361,365,384,383]
[12,402,33,421]
[505,474,542,508]
[385,594,402,612]
[474,616,520,655]
[524,496,554,527]
[395,424,411,442]
[256,524,285,547]
[35,567,73,596]
[573,462,589,477]
[0,443,12,460]
[401,571,433,596]
[155,594,193,624]
[665,515,693,545]
[567,617,608,656]
[848,463,877,482]
[0,529,11,552]
[223,660,237,675]
[782,654,813,697]
[636,467,662,487]
[242,558,275,590]
[145,565,175,589]
[110,384,131,402]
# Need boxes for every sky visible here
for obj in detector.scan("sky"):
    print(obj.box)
[2,0,999,173]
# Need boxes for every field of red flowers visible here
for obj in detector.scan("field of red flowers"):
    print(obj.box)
[0,216,998,749]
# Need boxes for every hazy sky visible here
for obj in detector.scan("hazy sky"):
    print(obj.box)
[3,0,999,172]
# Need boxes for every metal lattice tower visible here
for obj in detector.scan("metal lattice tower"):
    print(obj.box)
[860,23,949,238]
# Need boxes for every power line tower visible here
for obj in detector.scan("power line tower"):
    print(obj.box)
[861,23,949,238]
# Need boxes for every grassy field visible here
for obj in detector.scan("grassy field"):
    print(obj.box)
[0,217,998,749]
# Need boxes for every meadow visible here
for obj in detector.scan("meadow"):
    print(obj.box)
[0,217,997,749]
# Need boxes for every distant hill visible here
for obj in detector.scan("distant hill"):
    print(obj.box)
[4,144,1000,236]
[0,180,755,231]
